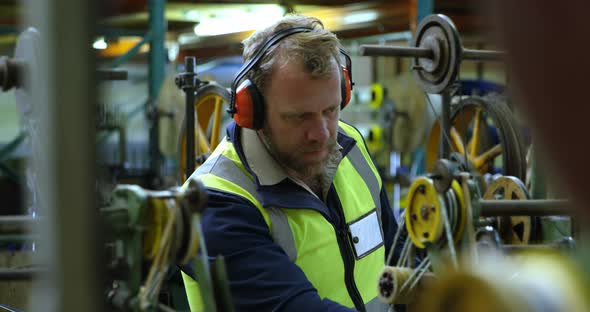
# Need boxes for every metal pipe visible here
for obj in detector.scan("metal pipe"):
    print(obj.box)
[25,0,101,309]
[0,268,44,280]
[0,215,39,234]
[463,48,505,61]
[359,45,433,58]
[479,199,570,216]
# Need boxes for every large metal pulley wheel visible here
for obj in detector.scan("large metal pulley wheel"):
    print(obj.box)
[412,14,462,94]
[426,96,527,184]
[483,176,539,245]
[178,83,230,182]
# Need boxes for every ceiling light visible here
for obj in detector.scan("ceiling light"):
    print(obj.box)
[193,5,284,37]
[167,42,179,62]
[93,37,107,50]
[343,11,378,24]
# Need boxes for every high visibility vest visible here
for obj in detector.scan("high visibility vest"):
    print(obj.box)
[184,122,387,312]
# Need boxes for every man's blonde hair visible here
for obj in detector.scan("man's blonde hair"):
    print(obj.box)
[241,14,342,95]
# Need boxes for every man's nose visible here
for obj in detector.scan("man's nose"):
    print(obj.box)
[305,116,329,143]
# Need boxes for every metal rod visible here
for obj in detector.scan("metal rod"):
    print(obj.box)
[147,0,166,183]
[441,92,451,158]
[184,57,197,181]
[0,268,44,280]
[463,49,505,61]
[96,69,128,81]
[502,244,553,252]
[479,199,570,216]
[0,234,37,242]
[359,45,433,58]
[358,45,505,62]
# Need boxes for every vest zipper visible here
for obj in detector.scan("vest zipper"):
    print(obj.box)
[331,204,365,311]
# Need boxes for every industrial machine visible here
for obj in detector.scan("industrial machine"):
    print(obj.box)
[102,178,232,312]
[361,14,590,311]
[0,29,233,311]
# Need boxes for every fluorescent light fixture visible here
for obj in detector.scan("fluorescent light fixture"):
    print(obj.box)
[185,9,200,21]
[343,11,378,24]
[167,42,179,62]
[193,5,284,37]
[93,37,107,50]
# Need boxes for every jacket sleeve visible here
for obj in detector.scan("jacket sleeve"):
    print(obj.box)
[196,189,357,312]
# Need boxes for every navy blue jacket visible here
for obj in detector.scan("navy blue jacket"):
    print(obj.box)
[189,122,398,311]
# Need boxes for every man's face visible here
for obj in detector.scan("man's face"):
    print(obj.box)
[260,59,342,178]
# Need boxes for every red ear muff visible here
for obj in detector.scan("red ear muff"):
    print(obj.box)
[233,79,265,129]
[340,65,352,109]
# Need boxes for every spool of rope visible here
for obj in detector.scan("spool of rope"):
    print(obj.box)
[378,266,414,304]
[417,251,590,312]
[378,266,436,304]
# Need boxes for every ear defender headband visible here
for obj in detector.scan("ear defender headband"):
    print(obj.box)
[228,26,354,130]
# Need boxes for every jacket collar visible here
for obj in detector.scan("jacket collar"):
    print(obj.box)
[226,121,357,211]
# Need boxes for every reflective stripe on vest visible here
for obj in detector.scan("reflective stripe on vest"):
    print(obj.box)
[346,143,382,229]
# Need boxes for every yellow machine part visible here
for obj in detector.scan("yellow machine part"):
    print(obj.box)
[426,105,501,174]
[366,125,384,155]
[405,177,443,248]
[143,197,170,260]
[143,196,201,264]
[417,251,590,312]
[179,213,202,265]
[483,176,531,245]
[178,84,230,183]
[369,83,384,109]
[450,180,466,242]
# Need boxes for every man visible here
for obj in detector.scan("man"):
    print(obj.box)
[182,14,398,311]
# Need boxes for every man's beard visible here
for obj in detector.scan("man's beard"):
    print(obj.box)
[259,127,341,182]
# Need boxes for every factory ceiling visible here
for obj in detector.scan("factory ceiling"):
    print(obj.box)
[0,0,492,61]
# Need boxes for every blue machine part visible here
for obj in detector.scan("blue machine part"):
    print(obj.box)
[459,79,505,96]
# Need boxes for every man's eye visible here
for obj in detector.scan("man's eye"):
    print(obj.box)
[325,107,337,115]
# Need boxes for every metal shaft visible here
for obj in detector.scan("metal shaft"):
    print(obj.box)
[463,48,505,61]
[0,57,21,91]
[359,45,433,58]
[479,199,570,216]
[359,44,504,62]
[184,57,196,181]
[96,69,128,81]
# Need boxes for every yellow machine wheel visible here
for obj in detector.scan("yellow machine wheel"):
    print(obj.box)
[178,83,230,183]
[450,180,466,242]
[483,176,535,245]
[405,177,443,248]
[426,97,527,183]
